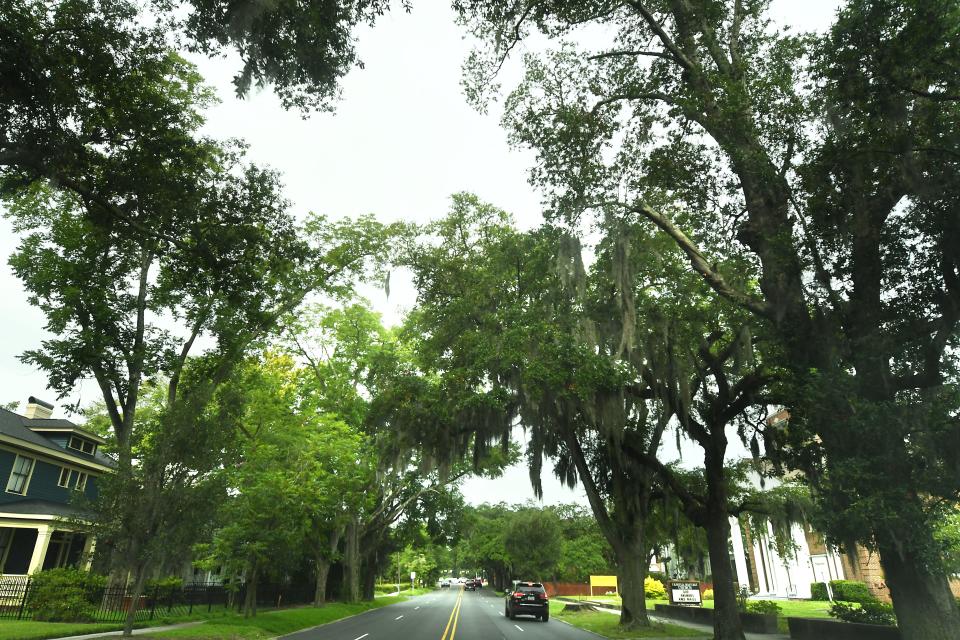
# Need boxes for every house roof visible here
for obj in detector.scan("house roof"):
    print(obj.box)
[0,408,116,470]
[0,498,93,520]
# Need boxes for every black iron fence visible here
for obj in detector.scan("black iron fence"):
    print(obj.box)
[0,576,310,623]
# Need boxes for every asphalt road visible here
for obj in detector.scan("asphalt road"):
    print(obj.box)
[282,586,600,640]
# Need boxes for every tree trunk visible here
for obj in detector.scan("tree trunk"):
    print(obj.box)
[704,506,746,640]
[313,527,342,606]
[244,563,259,617]
[314,557,331,606]
[704,445,746,640]
[616,537,650,628]
[121,565,148,637]
[879,539,960,640]
[342,519,360,602]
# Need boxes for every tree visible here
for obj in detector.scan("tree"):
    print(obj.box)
[284,301,505,602]
[403,194,678,627]
[197,353,373,614]
[505,508,562,580]
[3,14,391,630]
[552,505,615,583]
[458,2,960,637]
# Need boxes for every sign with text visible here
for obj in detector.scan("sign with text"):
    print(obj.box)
[668,580,702,606]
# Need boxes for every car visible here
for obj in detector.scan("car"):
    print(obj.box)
[439,578,451,588]
[504,582,549,621]
[465,579,477,591]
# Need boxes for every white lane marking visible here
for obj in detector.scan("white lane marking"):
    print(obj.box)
[353,635,369,640]
[395,615,404,620]
[514,624,524,631]
[415,606,420,610]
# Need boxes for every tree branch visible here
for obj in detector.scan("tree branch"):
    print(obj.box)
[617,200,772,318]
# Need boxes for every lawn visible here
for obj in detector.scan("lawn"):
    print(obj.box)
[0,607,274,640]
[139,597,406,639]
[549,601,710,638]
[565,594,834,618]
[0,621,125,640]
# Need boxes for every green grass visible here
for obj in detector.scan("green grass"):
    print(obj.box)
[0,621,125,640]
[0,607,267,640]
[561,595,839,634]
[550,601,710,638]
[138,597,406,639]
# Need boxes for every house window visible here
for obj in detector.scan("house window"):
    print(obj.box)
[58,467,88,491]
[67,436,96,455]
[6,455,35,494]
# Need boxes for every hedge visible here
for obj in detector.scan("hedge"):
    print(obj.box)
[810,580,872,603]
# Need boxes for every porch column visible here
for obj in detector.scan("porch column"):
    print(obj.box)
[82,536,97,570]
[27,525,53,574]
[728,516,750,590]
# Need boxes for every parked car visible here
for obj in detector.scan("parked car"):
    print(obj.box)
[505,582,549,621]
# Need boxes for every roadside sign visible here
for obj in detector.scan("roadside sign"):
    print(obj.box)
[668,580,702,606]
[410,571,416,581]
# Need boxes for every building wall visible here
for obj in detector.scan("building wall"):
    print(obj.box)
[840,546,891,602]
[0,447,100,506]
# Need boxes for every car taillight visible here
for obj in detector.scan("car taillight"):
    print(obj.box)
[536,593,547,600]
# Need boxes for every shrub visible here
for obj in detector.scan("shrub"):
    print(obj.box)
[810,582,828,601]
[703,589,714,600]
[746,600,783,616]
[644,576,666,599]
[28,568,107,622]
[829,600,896,626]
[829,580,872,604]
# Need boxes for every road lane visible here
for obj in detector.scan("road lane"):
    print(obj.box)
[282,586,601,640]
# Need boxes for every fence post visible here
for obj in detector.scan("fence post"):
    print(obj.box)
[207,584,212,613]
[188,584,193,615]
[16,578,30,620]
[149,586,156,621]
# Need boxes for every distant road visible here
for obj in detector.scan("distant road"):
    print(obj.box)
[282,586,598,640]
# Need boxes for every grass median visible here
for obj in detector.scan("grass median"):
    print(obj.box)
[549,600,711,638]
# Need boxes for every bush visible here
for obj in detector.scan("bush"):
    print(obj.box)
[810,582,828,601]
[829,580,872,604]
[28,568,107,622]
[644,576,666,599]
[703,589,714,600]
[829,600,897,626]
[746,600,783,616]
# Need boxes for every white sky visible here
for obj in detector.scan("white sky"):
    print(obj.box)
[0,0,842,506]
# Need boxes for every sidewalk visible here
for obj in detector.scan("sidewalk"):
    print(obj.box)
[557,598,791,640]
[45,621,202,640]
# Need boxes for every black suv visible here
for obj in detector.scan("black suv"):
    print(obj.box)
[465,579,477,591]
[505,582,549,621]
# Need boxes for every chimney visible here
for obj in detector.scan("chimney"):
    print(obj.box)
[24,396,54,419]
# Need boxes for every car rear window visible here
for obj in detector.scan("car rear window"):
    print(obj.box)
[515,584,545,593]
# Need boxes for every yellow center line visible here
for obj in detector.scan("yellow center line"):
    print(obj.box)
[449,589,463,640]
[440,586,463,640]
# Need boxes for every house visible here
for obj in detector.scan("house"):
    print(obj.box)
[0,397,115,577]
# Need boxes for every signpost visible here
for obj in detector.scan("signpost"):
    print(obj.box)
[410,571,416,590]
[668,580,702,606]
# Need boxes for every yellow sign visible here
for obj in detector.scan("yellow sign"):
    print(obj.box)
[589,575,618,596]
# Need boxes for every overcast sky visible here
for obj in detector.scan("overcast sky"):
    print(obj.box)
[0,0,842,506]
